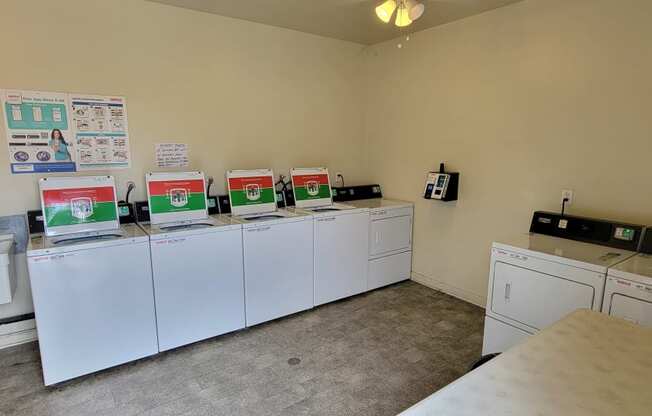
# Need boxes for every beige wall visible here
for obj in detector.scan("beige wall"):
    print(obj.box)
[0,0,367,217]
[0,0,368,319]
[364,0,652,305]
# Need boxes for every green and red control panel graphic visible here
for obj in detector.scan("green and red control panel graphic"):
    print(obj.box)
[147,179,207,215]
[228,175,275,207]
[42,186,118,229]
[290,168,333,208]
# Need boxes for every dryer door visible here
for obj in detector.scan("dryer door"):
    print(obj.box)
[491,261,597,331]
[610,295,652,327]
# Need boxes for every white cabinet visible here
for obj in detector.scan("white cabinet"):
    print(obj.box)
[314,212,369,306]
[243,219,313,326]
[150,227,245,352]
[490,261,596,331]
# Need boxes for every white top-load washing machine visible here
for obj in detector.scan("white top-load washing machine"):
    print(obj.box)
[290,168,370,306]
[335,185,413,291]
[603,231,652,327]
[142,172,245,352]
[483,211,643,355]
[227,169,313,326]
[27,176,158,385]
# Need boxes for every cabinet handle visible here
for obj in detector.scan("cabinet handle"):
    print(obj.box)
[504,283,511,302]
[248,226,271,232]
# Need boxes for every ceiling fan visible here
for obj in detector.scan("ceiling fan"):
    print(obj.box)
[375,0,425,27]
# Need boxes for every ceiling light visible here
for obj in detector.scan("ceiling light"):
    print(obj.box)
[407,0,425,21]
[376,0,425,27]
[395,3,412,27]
[375,0,397,23]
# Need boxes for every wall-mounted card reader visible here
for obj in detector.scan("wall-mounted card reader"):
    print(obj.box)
[424,163,459,202]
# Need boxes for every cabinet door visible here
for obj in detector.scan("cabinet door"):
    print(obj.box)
[243,220,313,326]
[369,215,412,257]
[150,229,245,351]
[491,261,596,331]
[28,242,158,385]
[314,212,369,305]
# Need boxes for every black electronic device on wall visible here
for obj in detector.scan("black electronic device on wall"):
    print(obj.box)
[529,211,644,252]
[218,195,231,214]
[27,210,44,235]
[117,202,136,224]
[424,163,459,202]
[134,201,150,223]
[207,196,219,215]
[332,184,382,202]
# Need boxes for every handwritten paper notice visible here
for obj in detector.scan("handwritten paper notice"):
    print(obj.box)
[155,143,189,168]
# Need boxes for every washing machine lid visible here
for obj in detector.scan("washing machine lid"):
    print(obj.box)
[145,171,208,225]
[608,254,652,285]
[226,169,277,216]
[290,167,333,209]
[141,215,241,240]
[296,202,369,217]
[346,198,413,211]
[494,233,637,272]
[27,224,148,256]
[232,208,311,227]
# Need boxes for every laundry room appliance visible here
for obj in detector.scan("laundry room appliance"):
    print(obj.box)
[603,230,652,327]
[291,168,370,306]
[331,184,413,292]
[0,234,16,304]
[483,211,643,355]
[143,171,245,352]
[27,176,158,385]
[228,169,314,326]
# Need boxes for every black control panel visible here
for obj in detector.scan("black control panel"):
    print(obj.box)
[640,228,652,254]
[529,211,644,251]
[332,184,383,202]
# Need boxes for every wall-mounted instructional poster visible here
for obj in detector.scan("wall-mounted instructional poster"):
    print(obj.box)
[227,169,277,216]
[38,176,120,236]
[290,167,333,209]
[1,90,76,174]
[146,171,207,224]
[71,94,130,170]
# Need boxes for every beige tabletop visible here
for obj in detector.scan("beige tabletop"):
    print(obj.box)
[399,310,652,416]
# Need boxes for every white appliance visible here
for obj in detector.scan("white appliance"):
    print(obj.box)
[291,168,370,306]
[346,198,413,291]
[27,224,158,385]
[484,233,638,355]
[143,171,245,351]
[0,234,16,304]
[141,216,245,352]
[603,234,652,327]
[228,169,314,326]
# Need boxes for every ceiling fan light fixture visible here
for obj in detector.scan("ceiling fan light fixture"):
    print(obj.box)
[394,3,413,27]
[407,1,425,21]
[375,0,397,23]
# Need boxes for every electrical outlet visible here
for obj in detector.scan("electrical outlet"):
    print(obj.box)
[561,189,574,206]
[335,172,344,185]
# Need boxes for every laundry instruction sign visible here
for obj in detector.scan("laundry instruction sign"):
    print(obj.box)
[38,176,120,236]
[227,169,277,216]
[146,172,208,224]
[290,168,333,209]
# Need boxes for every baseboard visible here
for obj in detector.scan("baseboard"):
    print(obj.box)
[0,318,37,349]
[411,271,486,308]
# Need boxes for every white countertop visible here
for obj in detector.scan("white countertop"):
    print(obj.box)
[399,309,652,416]
[345,198,413,210]
[608,253,652,285]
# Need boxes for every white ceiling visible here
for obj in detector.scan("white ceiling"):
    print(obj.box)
[148,0,524,45]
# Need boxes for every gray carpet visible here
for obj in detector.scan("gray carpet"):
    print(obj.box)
[0,281,484,416]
